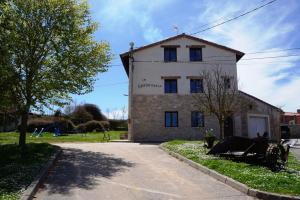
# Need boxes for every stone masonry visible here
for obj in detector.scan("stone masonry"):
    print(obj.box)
[131,94,220,142]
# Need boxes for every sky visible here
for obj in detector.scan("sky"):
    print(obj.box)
[71,0,300,118]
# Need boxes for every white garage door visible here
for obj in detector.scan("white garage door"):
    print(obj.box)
[248,116,269,138]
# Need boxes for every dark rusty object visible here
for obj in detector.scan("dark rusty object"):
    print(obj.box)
[207,135,290,170]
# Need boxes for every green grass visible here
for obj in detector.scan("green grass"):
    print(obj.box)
[162,140,300,196]
[0,143,58,200]
[0,131,125,144]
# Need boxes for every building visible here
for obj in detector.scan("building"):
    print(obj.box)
[120,33,281,142]
[280,110,300,138]
[281,110,300,125]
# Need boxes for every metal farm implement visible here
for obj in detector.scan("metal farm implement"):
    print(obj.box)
[207,136,291,171]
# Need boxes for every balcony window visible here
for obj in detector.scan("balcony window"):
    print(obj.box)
[190,79,203,93]
[164,48,177,62]
[164,79,177,93]
[190,48,202,61]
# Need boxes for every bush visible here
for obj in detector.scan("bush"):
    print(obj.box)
[27,118,52,132]
[68,104,107,125]
[82,104,107,121]
[108,119,128,130]
[26,118,75,133]
[70,106,93,125]
[76,120,106,133]
[99,121,110,130]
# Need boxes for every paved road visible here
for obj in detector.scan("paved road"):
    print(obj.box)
[35,143,255,200]
[291,148,300,160]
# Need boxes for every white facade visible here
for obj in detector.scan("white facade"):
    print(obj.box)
[132,37,238,95]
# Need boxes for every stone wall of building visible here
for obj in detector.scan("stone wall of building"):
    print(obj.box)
[130,93,281,142]
[238,92,281,141]
[131,95,220,142]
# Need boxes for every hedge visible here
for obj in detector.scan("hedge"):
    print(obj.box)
[76,120,106,133]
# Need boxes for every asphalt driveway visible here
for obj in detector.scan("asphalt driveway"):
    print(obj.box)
[35,143,255,200]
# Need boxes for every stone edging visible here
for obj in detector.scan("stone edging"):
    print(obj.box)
[159,145,300,200]
[20,149,62,200]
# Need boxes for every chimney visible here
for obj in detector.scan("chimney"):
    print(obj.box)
[297,109,300,114]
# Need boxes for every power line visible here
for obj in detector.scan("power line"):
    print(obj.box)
[241,54,300,61]
[189,0,267,33]
[132,54,300,64]
[190,0,277,35]
[246,47,300,54]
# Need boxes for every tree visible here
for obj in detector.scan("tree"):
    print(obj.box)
[121,106,127,120]
[82,103,107,121]
[70,106,93,125]
[193,67,244,139]
[0,0,111,152]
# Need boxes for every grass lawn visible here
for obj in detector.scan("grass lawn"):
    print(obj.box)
[0,131,125,144]
[0,143,58,200]
[162,140,300,196]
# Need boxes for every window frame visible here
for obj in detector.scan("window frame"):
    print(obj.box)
[191,111,205,127]
[164,47,177,62]
[189,48,202,62]
[190,79,203,93]
[164,79,178,93]
[165,111,178,127]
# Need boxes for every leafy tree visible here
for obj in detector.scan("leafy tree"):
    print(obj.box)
[71,106,93,125]
[81,103,107,121]
[0,0,111,152]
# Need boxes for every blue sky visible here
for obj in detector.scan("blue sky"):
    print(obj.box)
[72,0,300,117]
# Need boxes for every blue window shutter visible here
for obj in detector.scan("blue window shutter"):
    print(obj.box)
[190,48,202,61]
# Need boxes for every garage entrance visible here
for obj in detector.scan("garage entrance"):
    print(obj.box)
[248,115,269,138]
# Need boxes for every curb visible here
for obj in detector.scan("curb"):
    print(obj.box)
[20,149,62,200]
[159,145,300,200]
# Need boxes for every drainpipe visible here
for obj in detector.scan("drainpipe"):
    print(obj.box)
[128,42,134,141]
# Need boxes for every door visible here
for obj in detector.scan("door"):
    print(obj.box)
[248,116,268,138]
[224,116,233,137]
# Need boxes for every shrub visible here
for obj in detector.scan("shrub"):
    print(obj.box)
[108,119,128,130]
[76,120,105,133]
[27,118,53,132]
[82,104,107,121]
[57,119,76,133]
[26,118,75,133]
[70,106,93,125]
[99,121,110,130]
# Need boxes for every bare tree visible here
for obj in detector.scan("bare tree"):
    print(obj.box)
[106,108,110,119]
[121,106,127,120]
[111,109,120,120]
[193,67,245,139]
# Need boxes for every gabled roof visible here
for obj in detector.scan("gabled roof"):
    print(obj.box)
[120,33,245,76]
[239,90,282,112]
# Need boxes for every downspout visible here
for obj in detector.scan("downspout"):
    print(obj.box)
[128,42,134,141]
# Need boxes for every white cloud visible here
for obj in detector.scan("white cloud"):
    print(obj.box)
[186,0,300,111]
[106,107,128,120]
[94,0,172,42]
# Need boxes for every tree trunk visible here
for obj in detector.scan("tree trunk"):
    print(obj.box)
[19,110,29,155]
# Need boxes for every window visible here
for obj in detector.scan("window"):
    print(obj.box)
[164,79,177,93]
[164,48,177,62]
[189,48,202,61]
[191,111,204,127]
[165,112,178,127]
[224,77,231,89]
[190,79,203,93]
